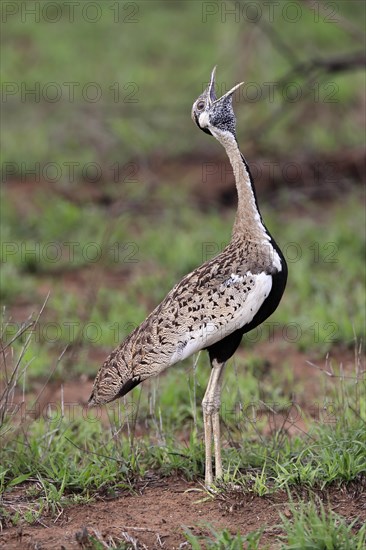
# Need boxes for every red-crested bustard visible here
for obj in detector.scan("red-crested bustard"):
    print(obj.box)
[88,68,288,486]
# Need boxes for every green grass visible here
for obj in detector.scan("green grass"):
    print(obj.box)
[2,416,364,517]
[1,168,364,544]
[0,306,364,544]
[1,1,364,167]
[183,504,366,550]
[265,194,366,350]
[1,325,364,497]
[279,499,366,550]
[184,525,264,550]
[1,0,365,358]
[1,189,364,358]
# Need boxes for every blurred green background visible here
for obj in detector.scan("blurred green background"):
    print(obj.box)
[2,0,365,164]
[1,0,365,379]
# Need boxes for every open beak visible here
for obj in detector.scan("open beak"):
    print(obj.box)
[208,66,217,105]
[218,80,244,101]
[206,66,244,105]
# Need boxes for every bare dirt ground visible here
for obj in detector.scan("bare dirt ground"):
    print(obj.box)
[2,477,366,549]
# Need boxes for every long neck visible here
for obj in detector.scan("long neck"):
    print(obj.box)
[215,129,270,242]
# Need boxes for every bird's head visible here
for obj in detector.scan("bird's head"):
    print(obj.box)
[191,67,244,139]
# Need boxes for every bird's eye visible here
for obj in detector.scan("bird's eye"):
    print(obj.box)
[196,101,205,111]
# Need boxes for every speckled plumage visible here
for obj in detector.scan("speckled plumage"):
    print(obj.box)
[88,68,287,485]
[89,236,279,405]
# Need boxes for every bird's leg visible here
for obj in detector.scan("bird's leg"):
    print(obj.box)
[212,408,223,479]
[202,401,213,486]
[202,359,226,486]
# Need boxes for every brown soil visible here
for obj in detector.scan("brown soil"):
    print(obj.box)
[4,146,364,215]
[1,478,365,550]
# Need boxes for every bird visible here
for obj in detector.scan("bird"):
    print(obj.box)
[88,67,288,486]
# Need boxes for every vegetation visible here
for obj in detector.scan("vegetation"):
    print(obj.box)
[1,191,364,361]
[2,1,365,169]
[1,0,365,547]
[0,304,364,545]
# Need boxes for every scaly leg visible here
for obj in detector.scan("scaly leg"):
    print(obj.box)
[202,359,226,486]
[212,410,223,479]
[203,406,213,486]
